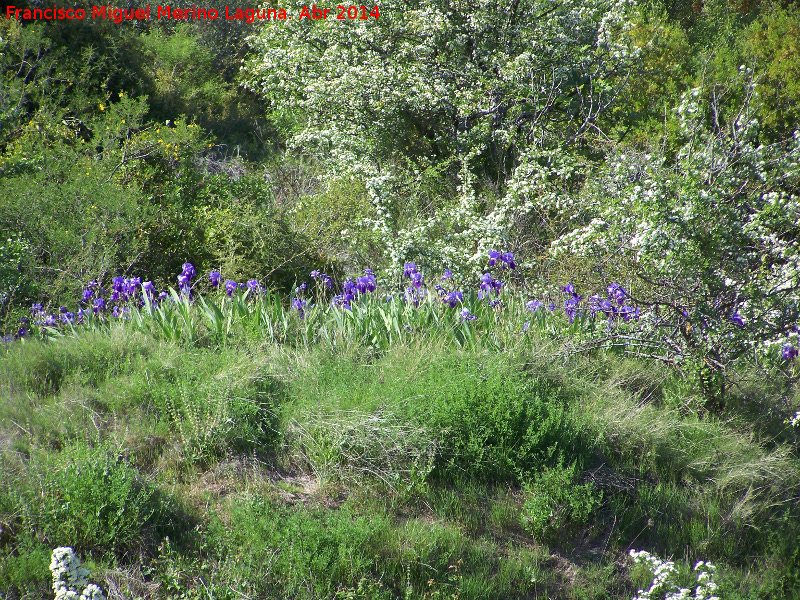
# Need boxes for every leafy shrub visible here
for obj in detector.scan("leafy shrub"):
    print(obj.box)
[521,462,601,542]
[406,356,585,484]
[191,174,328,294]
[21,444,158,554]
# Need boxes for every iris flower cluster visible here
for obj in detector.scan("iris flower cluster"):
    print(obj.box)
[523,282,639,326]
[288,269,374,315]
[177,262,195,295]
[434,267,464,308]
[403,263,426,307]
[587,283,639,323]
[8,252,800,370]
[478,250,514,304]
[332,269,377,309]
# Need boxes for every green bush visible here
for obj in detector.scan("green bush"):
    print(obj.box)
[287,349,589,485]
[521,462,601,543]
[404,355,584,484]
[20,443,158,554]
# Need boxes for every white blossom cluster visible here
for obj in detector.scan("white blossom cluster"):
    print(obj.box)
[50,547,105,600]
[243,0,641,276]
[629,550,719,600]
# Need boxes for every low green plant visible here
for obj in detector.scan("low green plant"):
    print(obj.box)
[521,462,601,543]
[21,443,158,555]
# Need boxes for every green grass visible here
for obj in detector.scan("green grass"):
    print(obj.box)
[1,324,799,599]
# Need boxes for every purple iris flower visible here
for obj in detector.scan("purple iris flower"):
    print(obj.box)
[225,280,238,297]
[44,315,57,327]
[500,252,516,269]
[209,271,221,287]
[125,277,141,297]
[526,300,542,313]
[442,269,453,281]
[607,283,626,305]
[488,250,501,266]
[291,297,307,319]
[619,305,639,322]
[564,296,580,323]
[178,274,191,294]
[444,291,463,308]
[460,308,477,322]
[403,263,418,278]
[549,303,556,311]
[247,279,262,294]
[332,294,353,310]
[310,270,321,279]
[730,312,745,327]
[142,281,155,297]
[31,303,43,313]
[343,278,357,296]
[93,298,106,313]
[356,271,376,294]
[61,312,75,324]
[522,321,530,332]
[411,271,424,289]
[181,263,196,280]
[479,273,493,298]
[82,289,93,302]
[15,327,27,339]
[782,344,798,361]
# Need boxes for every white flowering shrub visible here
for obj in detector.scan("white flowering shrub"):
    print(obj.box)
[629,550,719,600]
[244,0,642,276]
[548,70,800,408]
[50,547,105,600]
